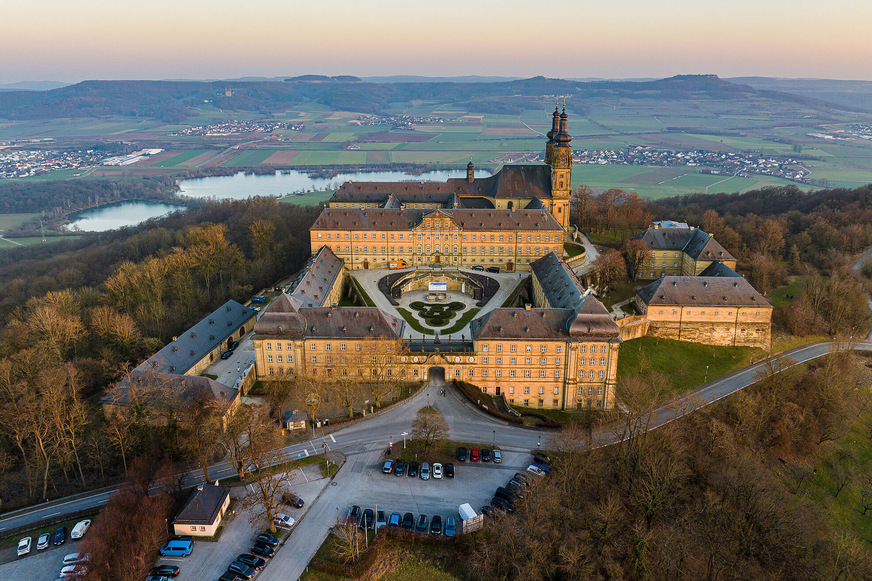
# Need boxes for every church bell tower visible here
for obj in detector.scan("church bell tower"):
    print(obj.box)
[550,105,572,231]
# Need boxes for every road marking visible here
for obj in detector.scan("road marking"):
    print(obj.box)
[304,449,309,457]
[299,467,309,483]
[45,512,61,517]
[329,434,336,443]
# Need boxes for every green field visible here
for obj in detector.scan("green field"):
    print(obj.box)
[0,213,39,230]
[0,235,81,248]
[277,190,335,206]
[152,149,210,167]
[219,149,276,167]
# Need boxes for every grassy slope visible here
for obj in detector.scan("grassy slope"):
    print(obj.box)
[618,336,766,397]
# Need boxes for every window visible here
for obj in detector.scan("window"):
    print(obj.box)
[509,386,515,394]
[589,370,595,378]
[524,370,531,378]
[267,355,273,363]
[311,356,317,363]
[599,371,605,378]
[356,344,362,351]
[266,342,272,351]
[598,386,604,394]
[555,370,561,378]
[497,345,503,353]
[468,369,474,377]
[496,357,502,365]
[510,370,516,378]
[580,345,586,353]
[555,357,561,365]
[591,346,597,353]
[496,370,502,378]
[341,343,346,351]
[553,387,560,395]
[600,358,606,366]
[525,357,531,365]
[325,343,331,351]
[539,370,546,378]
[310,343,316,351]
[277,355,283,363]
[579,358,586,366]
[556,345,562,353]
[540,345,547,353]
[482,370,488,377]
[455,370,461,377]
[481,385,487,392]
[482,344,489,352]
[509,345,515,353]
[540,357,546,365]
[589,358,596,365]
[510,357,516,365]
[538,387,545,394]
[482,357,488,364]
[268,368,274,375]
[524,386,530,394]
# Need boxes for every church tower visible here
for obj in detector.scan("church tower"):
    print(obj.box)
[544,104,559,165]
[550,105,572,231]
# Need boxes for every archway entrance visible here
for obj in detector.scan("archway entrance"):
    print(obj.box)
[226,337,234,350]
[428,366,445,384]
[505,262,514,271]
[434,254,441,264]
[363,260,369,269]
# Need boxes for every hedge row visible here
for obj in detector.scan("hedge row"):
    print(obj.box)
[452,380,560,429]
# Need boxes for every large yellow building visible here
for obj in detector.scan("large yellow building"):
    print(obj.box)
[631,221,736,280]
[309,106,576,272]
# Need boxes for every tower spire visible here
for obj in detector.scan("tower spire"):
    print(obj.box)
[544,102,560,165]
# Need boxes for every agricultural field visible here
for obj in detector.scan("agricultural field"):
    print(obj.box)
[4,88,872,198]
[0,212,39,231]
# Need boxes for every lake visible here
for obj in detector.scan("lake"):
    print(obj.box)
[66,201,185,232]
[177,169,492,200]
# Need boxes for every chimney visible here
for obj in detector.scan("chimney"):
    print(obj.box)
[525,303,532,311]
[331,303,338,310]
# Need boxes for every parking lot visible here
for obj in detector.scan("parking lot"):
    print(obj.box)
[0,533,89,581]
[339,447,531,532]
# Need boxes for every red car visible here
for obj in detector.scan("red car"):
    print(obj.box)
[470,448,480,462]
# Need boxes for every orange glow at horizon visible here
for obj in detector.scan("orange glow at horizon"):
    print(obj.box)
[2,0,871,82]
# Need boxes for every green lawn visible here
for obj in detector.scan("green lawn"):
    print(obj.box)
[396,307,479,336]
[151,149,209,167]
[0,235,81,248]
[598,281,637,310]
[617,336,766,397]
[0,213,40,230]
[278,190,335,206]
[220,149,276,167]
[564,244,584,258]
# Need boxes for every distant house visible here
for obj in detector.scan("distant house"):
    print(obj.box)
[172,483,231,537]
[631,222,737,280]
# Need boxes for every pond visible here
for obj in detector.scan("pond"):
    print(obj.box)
[65,201,185,232]
[177,169,492,201]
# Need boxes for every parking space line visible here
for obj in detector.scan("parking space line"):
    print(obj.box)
[303,449,309,457]
[329,434,336,443]
[298,467,309,483]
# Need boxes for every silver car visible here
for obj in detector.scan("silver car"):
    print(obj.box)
[420,462,430,480]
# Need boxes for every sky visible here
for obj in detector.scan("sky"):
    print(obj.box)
[2,0,871,84]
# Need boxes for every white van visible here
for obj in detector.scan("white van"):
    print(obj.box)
[70,520,91,539]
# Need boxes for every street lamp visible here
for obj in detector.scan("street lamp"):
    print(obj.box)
[704,365,710,384]
[401,431,408,449]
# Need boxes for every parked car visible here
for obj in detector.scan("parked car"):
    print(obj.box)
[382,459,394,474]
[251,542,275,558]
[256,532,280,547]
[220,350,233,360]
[60,564,88,578]
[273,513,296,529]
[236,554,266,570]
[282,491,304,508]
[513,471,530,484]
[432,462,443,479]
[150,565,180,577]
[486,266,500,273]
[359,508,374,530]
[445,516,457,536]
[415,514,429,533]
[218,572,243,581]
[532,452,550,464]
[348,505,362,524]
[471,265,484,271]
[470,448,480,462]
[420,462,430,480]
[430,515,443,535]
[526,464,546,476]
[37,532,50,551]
[388,512,402,527]
[145,576,170,581]
[159,539,193,557]
[445,463,455,478]
[229,340,239,351]
[70,519,91,539]
[393,459,406,476]
[53,526,67,546]
[17,537,31,557]
[227,560,256,580]
[481,448,492,462]
[480,505,496,518]
[63,553,89,566]
[376,510,387,531]
[491,496,515,513]
[250,296,266,304]
[401,512,414,530]
[408,461,419,477]
[493,449,502,463]
[495,486,517,503]
[456,447,468,461]
[532,461,551,473]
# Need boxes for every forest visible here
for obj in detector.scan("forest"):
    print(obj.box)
[0,195,321,508]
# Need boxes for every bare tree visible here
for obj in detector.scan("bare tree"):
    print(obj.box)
[410,407,449,453]
[591,249,627,294]
[622,238,649,282]
[332,523,367,564]
[239,448,296,534]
